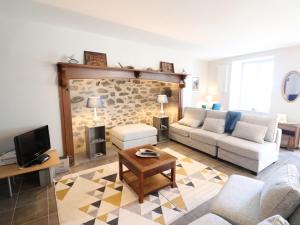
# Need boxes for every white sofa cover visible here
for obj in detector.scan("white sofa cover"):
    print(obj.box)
[111,123,157,150]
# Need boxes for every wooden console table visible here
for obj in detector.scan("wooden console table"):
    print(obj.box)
[0,149,60,197]
[278,123,300,150]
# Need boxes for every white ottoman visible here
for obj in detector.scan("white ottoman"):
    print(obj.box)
[111,123,157,150]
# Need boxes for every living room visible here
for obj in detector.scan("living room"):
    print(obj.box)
[0,1,300,225]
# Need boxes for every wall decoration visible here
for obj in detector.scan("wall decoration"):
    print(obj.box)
[192,77,200,91]
[67,54,79,64]
[84,51,107,67]
[160,61,175,73]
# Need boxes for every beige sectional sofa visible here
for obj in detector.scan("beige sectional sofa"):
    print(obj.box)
[169,107,282,174]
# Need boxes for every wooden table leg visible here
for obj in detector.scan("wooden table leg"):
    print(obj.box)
[119,160,123,181]
[138,173,144,203]
[171,163,176,188]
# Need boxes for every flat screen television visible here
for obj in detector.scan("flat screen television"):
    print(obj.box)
[14,125,51,167]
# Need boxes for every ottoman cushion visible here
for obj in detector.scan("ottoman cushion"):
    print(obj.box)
[111,123,157,141]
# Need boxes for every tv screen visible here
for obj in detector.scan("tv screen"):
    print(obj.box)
[14,125,51,166]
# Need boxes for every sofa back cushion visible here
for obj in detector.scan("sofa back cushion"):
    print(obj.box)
[207,110,227,119]
[182,107,207,126]
[260,164,300,220]
[240,113,278,142]
[257,215,289,225]
[202,118,225,134]
[232,121,268,144]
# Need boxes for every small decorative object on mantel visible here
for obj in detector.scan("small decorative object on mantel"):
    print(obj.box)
[84,51,107,67]
[118,62,123,68]
[67,54,79,64]
[160,61,175,73]
[124,66,134,69]
[182,68,187,74]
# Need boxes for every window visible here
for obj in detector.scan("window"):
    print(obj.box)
[229,57,274,112]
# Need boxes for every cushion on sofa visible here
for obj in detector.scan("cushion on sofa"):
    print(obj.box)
[240,113,278,142]
[207,110,227,119]
[189,213,232,225]
[217,136,277,160]
[111,123,157,141]
[178,117,202,128]
[169,123,195,137]
[257,215,289,225]
[183,107,207,125]
[211,175,263,225]
[202,118,225,134]
[190,129,228,146]
[232,121,268,144]
[260,164,300,220]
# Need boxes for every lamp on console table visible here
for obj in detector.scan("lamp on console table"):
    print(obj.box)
[157,94,168,116]
[86,96,105,126]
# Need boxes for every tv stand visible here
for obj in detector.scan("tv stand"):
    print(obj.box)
[0,150,60,197]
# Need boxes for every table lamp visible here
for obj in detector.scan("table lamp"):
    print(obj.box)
[86,96,104,125]
[157,94,168,116]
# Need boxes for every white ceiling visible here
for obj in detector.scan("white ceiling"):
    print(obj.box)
[10,0,300,59]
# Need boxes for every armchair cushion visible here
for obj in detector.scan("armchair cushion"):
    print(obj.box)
[189,213,232,225]
[260,164,300,220]
[211,175,263,225]
[257,215,289,225]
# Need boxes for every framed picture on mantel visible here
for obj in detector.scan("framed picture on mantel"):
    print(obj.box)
[84,51,107,67]
[160,61,175,73]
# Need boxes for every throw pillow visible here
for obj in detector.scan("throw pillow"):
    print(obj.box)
[202,118,225,134]
[178,117,201,128]
[232,121,267,143]
[257,215,289,225]
[260,164,300,220]
[224,111,242,133]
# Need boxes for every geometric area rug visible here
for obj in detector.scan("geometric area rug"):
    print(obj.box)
[55,148,228,225]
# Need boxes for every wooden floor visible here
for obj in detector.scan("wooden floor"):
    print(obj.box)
[1,140,299,225]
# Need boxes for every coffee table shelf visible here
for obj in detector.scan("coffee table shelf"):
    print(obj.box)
[123,171,172,196]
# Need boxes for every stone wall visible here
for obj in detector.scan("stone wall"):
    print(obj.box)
[69,78,180,153]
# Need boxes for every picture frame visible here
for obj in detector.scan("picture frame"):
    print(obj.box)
[84,51,107,67]
[160,61,175,73]
[192,77,200,91]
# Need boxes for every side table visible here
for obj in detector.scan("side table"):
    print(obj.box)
[278,123,300,151]
[153,116,169,142]
[85,125,106,159]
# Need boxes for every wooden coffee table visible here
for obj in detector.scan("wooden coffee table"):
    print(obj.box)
[118,145,177,203]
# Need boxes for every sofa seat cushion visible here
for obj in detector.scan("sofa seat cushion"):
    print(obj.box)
[260,164,300,220]
[111,123,157,141]
[190,129,228,146]
[217,136,276,160]
[189,213,232,225]
[211,175,264,225]
[170,123,195,137]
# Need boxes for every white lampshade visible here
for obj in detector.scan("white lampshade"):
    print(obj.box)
[277,113,287,123]
[86,96,104,108]
[157,95,168,104]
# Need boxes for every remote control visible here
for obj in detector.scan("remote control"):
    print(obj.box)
[140,152,157,156]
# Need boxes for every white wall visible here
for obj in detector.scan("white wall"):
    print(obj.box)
[0,15,207,155]
[208,46,300,123]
